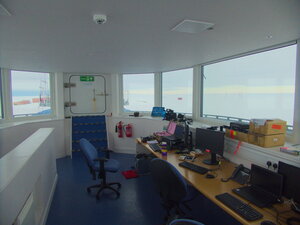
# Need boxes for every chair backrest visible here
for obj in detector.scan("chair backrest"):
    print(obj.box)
[150,158,188,203]
[169,219,204,225]
[79,138,99,169]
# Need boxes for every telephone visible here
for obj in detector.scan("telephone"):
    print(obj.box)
[221,164,250,185]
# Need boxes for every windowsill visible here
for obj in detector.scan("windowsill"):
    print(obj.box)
[193,117,295,143]
[0,117,64,130]
[109,115,165,120]
[225,137,300,164]
[111,116,299,161]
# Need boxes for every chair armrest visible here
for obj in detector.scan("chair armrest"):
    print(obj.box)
[94,157,108,162]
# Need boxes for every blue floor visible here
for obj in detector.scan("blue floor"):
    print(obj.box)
[46,152,241,225]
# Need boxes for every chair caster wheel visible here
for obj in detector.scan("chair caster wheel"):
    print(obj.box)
[87,188,91,193]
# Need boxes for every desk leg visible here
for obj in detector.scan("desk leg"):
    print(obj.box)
[136,142,149,155]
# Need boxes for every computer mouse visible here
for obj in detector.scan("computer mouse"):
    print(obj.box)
[205,173,215,179]
[260,220,276,225]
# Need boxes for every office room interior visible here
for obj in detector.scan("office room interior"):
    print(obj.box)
[0,0,300,225]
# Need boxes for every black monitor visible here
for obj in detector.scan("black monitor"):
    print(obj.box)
[278,161,300,205]
[174,125,184,139]
[250,164,283,199]
[195,128,224,165]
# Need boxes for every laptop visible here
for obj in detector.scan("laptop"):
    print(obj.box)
[163,125,184,141]
[232,164,283,208]
[154,121,177,137]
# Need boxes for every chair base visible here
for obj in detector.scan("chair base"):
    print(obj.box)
[87,182,121,200]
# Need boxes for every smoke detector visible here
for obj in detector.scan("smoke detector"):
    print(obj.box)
[93,14,107,25]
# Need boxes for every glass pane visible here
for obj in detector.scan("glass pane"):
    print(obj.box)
[123,73,154,112]
[11,70,51,117]
[203,45,297,126]
[162,68,193,114]
[0,72,2,119]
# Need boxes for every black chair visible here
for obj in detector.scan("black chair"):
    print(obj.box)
[150,158,198,220]
[79,138,121,200]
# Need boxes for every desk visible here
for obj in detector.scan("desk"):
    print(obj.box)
[136,138,300,225]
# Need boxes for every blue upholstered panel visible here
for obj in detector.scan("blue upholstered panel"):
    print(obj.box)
[72,116,107,151]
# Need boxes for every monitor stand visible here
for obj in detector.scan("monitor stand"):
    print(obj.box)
[203,153,219,165]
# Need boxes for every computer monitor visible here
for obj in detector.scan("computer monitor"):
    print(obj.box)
[174,125,184,139]
[278,161,300,205]
[195,128,224,165]
[250,164,283,199]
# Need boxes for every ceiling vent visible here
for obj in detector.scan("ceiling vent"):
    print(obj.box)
[172,20,214,34]
[0,3,11,16]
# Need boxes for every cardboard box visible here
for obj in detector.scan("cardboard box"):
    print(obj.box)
[249,119,286,135]
[257,134,285,148]
[248,132,285,147]
[226,129,248,142]
[247,133,257,145]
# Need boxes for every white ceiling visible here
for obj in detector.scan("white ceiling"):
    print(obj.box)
[0,0,299,74]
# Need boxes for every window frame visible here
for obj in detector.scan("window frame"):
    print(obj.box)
[0,71,3,120]
[117,41,299,143]
[198,41,299,143]
[120,72,157,115]
[161,68,194,116]
[0,68,56,123]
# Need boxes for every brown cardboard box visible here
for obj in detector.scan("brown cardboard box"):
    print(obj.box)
[248,132,285,147]
[248,133,258,145]
[257,134,285,147]
[225,129,248,142]
[249,119,286,135]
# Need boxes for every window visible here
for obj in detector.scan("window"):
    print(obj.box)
[123,73,154,112]
[11,70,52,117]
[162,68,193,114]
[0,72,3,119]
[202,44,297,127]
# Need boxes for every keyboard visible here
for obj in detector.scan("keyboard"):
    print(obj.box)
[148,143,161,152]
[216,193,263,221]
[178,161,208,174]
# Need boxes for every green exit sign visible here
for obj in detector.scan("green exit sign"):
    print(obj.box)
[80,76,95,82]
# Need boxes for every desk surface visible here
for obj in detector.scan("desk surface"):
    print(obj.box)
[137,138,299,225]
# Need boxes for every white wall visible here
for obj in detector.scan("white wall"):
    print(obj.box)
[106,116,168,153]
[106,116,300,169]
[0,119,66,159]
[0,128,57,225]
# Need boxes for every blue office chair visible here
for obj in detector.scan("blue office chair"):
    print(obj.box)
[150,158,198,220]
[169,218,204,225]
[79,138,121,200]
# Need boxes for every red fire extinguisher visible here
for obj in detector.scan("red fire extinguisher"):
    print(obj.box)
[125,124,133,137]
[116,121,123,138]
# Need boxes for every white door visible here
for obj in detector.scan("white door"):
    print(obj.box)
[69,75,107,114]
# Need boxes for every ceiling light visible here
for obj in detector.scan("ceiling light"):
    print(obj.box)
[172,19,214,34]
[0,3,11,16]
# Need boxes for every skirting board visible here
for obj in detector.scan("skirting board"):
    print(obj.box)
[40,173,58,225]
